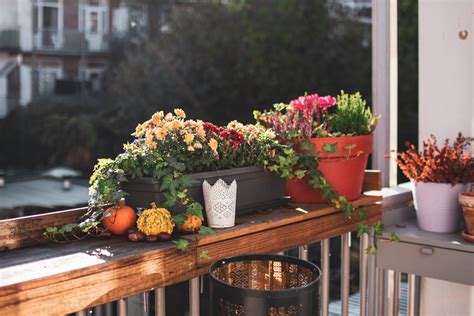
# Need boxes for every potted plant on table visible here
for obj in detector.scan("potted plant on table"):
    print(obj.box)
[397,133,474,233]
[255,91,378,204]
[459,188,474,243]
[51,109,301,245]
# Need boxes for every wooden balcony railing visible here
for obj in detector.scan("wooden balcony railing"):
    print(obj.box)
[0,170,383,316]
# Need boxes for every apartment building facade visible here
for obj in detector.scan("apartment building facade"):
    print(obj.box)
[0,0,148,117]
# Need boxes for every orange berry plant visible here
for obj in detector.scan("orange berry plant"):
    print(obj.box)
[397,133,474,184]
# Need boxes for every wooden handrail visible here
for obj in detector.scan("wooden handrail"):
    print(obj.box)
[0,171,382,315]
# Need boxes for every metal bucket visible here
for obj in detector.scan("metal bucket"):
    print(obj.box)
[209,254,321,316]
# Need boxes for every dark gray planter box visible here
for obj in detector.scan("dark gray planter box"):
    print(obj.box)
[121,166,286,216]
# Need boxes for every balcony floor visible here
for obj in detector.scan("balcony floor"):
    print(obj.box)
[329,281,408,316]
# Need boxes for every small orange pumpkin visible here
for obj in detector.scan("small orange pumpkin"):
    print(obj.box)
[178,214,202,232]
[103,200,136,235]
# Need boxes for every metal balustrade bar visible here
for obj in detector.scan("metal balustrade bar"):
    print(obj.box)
[320,238,331,316]
[75,237,408,316]
[298,245,309,261]
[393,271,401,315]
[407,274,420,316]
[155,288,166,316]
[189,277,200,316]
[359,233,369,316]
[377,268,386,316]
[104,302,113,316]
[118,298,127,316]
[341,233,351,316]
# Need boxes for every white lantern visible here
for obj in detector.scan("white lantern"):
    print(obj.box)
[203,179,237,228]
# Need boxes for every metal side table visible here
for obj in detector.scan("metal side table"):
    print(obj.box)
[377,218,474,316]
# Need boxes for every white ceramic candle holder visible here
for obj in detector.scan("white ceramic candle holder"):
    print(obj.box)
[203,179,237,228]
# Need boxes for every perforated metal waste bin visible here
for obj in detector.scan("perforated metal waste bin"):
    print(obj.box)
[209,254,321,316]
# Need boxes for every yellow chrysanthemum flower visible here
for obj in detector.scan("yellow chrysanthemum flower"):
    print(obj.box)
[155,128,167,141]
[209,138,218,152]
[174,108,186,119]
[196,128,206,139]
[151,111,164,124]
[165,113,174,122]
[172,120,183,130]
[193,142,203,149]
[184,133,194,145]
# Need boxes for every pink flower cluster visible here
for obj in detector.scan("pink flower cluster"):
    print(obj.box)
[264,92,336,139]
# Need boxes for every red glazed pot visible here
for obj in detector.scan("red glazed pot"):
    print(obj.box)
[285,134,373,204]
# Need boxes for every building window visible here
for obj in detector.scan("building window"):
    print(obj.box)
[33,0,63,49]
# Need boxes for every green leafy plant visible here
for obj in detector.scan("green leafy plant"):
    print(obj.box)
[328,91,378,136]
[255,91,385,252]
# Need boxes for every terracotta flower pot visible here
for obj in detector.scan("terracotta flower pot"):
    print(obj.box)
[412,181,468,233]
[459,192,474,236]
[285,134,373,204]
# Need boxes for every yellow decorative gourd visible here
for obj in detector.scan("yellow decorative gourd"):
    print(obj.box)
[136,203,174,236]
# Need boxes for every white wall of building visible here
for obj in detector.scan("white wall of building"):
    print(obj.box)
[20,64,32,106]
[0,75,7,118]
[419,0,473,143]
[0,0,19,29]
[419,0,474,314]
[18,0,33,51]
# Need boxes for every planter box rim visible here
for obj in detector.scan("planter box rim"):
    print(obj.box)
[125,165,266,184]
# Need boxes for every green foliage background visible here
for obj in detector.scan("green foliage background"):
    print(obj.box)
[0,0,416,175]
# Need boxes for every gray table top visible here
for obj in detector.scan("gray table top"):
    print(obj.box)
[382,218,474,253]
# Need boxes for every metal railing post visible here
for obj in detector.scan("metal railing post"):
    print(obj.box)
[298,245,308,261]
[407,274,420,316]
[118,298,128,316]
[377,268,387,316]
[94,305,103,316]
[393,271,401,315]
[104,303,113,316]
[341,233,351,316]
[189,277,200,316]
[320,239,330,316]
[359,233,369,316]
[155,288,166,316]
[367,238,377,316]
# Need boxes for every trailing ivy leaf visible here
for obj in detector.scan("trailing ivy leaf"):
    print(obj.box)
[308,177,321,188]
[321,186,333,200]
[172,239,189,251]
[356,223,370,238]
[294,169,306,179]
[179,175,193,188]
[187,202,204,219]
[198,226,216,235]
[300,140,315,152]
[373,221,384,236]
[365,245,377,255]
[198,250,211,260]
[323,142,338,154]
[160,174,173,191]
[163,191,177,207]
[344,203,354,216]
[173,213,187,226]
[389,233,400,242]
[61,223,78,233]
[45,226,58,233]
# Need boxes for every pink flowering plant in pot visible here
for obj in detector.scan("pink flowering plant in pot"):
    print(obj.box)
[255,91,377,203]
[255,91,386,253]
